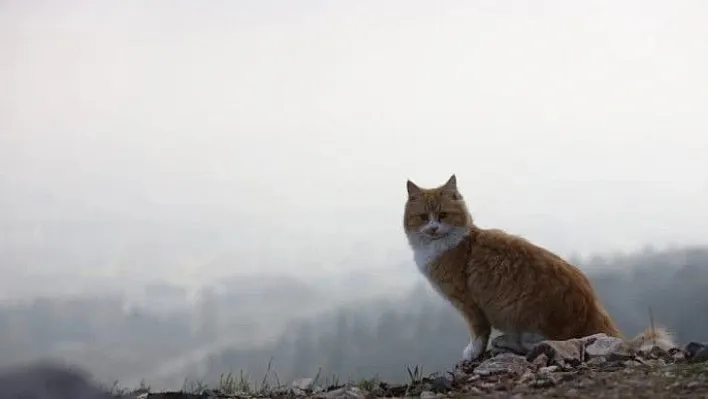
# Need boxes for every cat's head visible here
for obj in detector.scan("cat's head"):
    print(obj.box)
[403,174,472,240]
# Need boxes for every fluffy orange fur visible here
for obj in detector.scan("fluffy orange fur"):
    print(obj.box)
[403,174,675,361]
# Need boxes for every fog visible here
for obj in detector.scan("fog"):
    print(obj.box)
[1,0,707,392]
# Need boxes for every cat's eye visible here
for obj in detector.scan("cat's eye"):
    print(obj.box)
[439,212,448,219]
[418,214,428,221]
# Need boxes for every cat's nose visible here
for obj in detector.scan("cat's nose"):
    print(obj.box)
[428,226,439,234]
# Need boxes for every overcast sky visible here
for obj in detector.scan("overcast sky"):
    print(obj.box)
[1,0,707,289]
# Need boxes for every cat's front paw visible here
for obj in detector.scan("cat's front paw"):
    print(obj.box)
[462,337,486,361]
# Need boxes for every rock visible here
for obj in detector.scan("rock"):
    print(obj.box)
[429,375,453,393]
[474,353,532,377]
[685,342,708,362]
[531,353,549,367]
[319,386,366,399]
[490,333,545,356]
[490,334,527,356]
[449,368,468,383]
[478,381,498,391]
[270,386,296,396]
[146,394,202,399]
[538,365,560,374]
[379,383,407,397]
[467,375,481,385]
[526,338,585,369]
[623,360,643,367]
[644,345,671,360]
[206,390,237,399]
[583,333,631,359]
[586,356,608,366]
[292,377,316,391]
[419,390,441,399]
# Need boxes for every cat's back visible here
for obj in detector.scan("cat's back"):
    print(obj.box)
[467,226,616,338]
[470,226,580,274]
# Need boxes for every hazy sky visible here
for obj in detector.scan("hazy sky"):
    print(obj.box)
[2,0,707,286]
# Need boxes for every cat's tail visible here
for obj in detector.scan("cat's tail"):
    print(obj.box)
[624,325,677,352]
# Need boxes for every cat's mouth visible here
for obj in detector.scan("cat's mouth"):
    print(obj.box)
[424,231,448,240]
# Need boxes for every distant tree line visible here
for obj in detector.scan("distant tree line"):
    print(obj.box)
[203,246,708,386]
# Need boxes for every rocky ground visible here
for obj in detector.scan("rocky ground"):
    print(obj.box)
[1,336,706,399]
[140,336,708,399]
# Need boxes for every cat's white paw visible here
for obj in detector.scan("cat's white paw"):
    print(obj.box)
[462,337,486,361]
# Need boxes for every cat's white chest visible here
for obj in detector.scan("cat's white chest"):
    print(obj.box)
[412,242,446,274]
[409,229,468,275]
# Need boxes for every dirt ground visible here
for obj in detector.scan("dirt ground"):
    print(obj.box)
[446,362,708,399]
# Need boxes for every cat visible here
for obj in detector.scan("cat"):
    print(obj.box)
[403,174,676,362]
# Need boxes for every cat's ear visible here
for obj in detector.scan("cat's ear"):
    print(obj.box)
[442,174,462,199]
[442,174,457,190]
[406,179,422,200]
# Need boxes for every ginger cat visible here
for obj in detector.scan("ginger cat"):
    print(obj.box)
[403,174,675,361]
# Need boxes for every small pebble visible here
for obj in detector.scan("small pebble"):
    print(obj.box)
[539,365,560,374]
[419,390,440,399]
